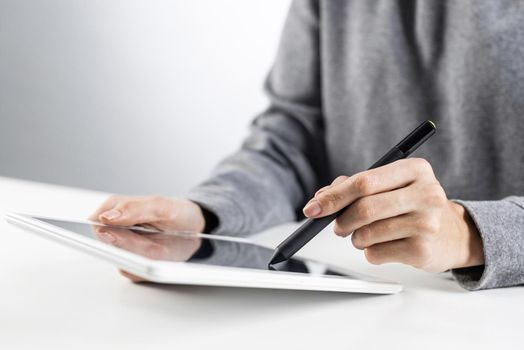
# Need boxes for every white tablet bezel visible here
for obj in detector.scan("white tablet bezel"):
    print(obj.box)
[5,212,402,294]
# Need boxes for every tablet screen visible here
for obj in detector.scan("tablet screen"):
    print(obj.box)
[38,218,349,277]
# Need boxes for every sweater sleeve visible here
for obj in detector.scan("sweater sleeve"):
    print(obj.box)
[185,0,327,236]
[451,197,524,290]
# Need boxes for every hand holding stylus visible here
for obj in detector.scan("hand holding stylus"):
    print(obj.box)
[303,158,485,272]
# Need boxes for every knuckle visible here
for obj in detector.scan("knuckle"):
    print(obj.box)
[352,174,375,195]
[315,186,330,196]
[354,199,375,221]
[156,202,176,221]
[381,219,395,233]
[333,175,349,185]
[142,196,174,220]
[117,201,132,212]
[154,206,171,221]
[412,158,434,176]
[425,184,447,207]
[118,199,143,217]
[317,191,344,210]
[419,216,440,233]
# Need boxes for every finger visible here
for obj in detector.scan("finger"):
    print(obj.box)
[88,195,124,221]
[334,185,421,235]
[349,214,419,249]
[364,237,431,269]
[331,175,349,186]
[304,158,434,217]
[119,269,148,283]
[98,196,174,226]
[313,176,349,198]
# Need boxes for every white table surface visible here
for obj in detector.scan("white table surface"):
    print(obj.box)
[0,176,521,349]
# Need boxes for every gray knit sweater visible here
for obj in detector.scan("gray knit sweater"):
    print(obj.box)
[187,0,524,290]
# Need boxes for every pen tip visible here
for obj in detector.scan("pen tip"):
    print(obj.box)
[428,120,436,129]
[268,251,287,268]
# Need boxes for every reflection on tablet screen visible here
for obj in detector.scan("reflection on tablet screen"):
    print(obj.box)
[38,218,346,278]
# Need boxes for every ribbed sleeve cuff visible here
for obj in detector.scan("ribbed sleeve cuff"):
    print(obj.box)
[451,199,524,291]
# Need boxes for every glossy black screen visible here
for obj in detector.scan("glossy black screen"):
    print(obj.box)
[38,218,352,278]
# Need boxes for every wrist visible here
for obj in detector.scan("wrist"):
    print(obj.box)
[181,199,207,233]
[449,201,485,269]
[189,200,218,233]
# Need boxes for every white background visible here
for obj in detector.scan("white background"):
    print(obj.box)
[0,0,291,195]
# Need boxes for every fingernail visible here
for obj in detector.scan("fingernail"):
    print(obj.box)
[100,209,121,221]
[98,230,116,243]
[303,200,322,217]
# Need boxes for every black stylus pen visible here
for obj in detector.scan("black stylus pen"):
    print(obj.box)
[268,120,436,267]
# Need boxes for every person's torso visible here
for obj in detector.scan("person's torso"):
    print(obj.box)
[321,0,524,200]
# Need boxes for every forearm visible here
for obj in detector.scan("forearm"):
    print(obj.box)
[186,149,308,236]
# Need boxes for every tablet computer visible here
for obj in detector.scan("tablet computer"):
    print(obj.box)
[5,213,401,294]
